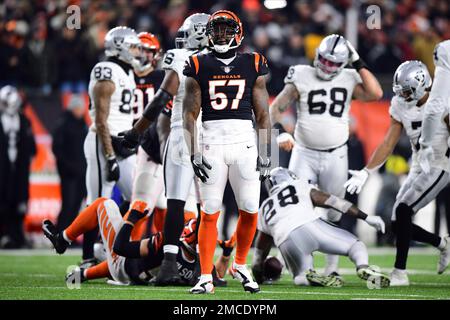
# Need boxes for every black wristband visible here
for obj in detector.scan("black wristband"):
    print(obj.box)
[113,223,141,258]
[356,210,368,220]
[352,58,367,72]
[272,122,286,134]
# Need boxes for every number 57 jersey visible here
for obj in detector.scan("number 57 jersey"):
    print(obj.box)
[285,65,362,150]
[257,180,322,247]
[88,59,136,135]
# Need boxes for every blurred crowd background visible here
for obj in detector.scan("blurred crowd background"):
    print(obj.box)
[1,0,450,248]
[2,0,450,95]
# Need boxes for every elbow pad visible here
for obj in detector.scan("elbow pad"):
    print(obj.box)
[142,88,173,122]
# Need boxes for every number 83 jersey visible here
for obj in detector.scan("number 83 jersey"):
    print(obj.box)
[88,59,136,135]
[285,65,362,150]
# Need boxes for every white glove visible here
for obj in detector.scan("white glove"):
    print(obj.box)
[346,40,360,64]
[343,169,369,195]
[365,216,385,234]
[417,145,434,174]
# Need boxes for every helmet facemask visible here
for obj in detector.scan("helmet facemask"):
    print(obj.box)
[207,18,241,53]
[314,53,345,80]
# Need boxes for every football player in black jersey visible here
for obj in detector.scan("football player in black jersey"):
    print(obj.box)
[183,10,272,294]
[42,199,198,285]
[131,32,171,237]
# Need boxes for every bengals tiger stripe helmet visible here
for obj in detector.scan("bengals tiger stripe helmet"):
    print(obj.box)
[136,32,162,72]
[206,10,244,53]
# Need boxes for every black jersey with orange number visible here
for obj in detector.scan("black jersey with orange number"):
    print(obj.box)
[134,69,172,164]
[183,52,269,122]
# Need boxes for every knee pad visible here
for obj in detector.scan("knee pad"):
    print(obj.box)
[238,199,259,213]
[202,199,222,214]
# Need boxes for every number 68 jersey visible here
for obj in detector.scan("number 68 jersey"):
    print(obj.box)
[257,180,322,247]
[285,65,362,150]
[88,59,136,135]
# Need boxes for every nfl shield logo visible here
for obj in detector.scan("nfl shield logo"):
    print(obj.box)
[221,66,234,74]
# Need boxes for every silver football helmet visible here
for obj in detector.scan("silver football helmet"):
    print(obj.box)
[266,167,298,195]
[104,26,141,67]
[0,85,21,115]
[175,13,210,50]
[313,34,350,80]
[392,60,432,102]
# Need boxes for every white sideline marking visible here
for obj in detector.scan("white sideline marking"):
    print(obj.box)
[0,285,447,300]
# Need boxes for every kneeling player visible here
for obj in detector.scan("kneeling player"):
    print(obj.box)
[252,168,390,288]
[42,199,198,285]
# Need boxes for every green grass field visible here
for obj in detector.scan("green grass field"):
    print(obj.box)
[0,248,449,300]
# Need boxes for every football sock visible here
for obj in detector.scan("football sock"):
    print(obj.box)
[394,203,413,270]
[199,211,220,274]
[85,260,110,280]
[411,224,441,248]
[163,199,186,246]
[235,210,258,265]
[152,207,167,233]
[348,241,369,268]
[325,254,340,274]
[65,198,105,241]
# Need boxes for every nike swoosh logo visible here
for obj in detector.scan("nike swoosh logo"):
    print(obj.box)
[246,145,254,149]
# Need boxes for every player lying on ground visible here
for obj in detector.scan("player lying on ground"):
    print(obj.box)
[252,167,390,288]
[42,198,225,286]
[344,60,450,285]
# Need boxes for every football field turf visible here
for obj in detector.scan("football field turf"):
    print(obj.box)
[0,248,449,300]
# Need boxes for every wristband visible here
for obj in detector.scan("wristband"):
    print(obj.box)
[353,58,367,71]
[356,210,368,220]
[272,122,286,134]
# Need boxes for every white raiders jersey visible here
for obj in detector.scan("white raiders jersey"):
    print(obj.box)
[257,180,322,247]
[88,60,136,135]
[284,65,362,150]
[162,48,198,128]
[389,96,450,172]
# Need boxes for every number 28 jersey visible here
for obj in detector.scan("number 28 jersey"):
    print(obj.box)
[285,65,362,150]
[257,180,322,247]
[88,59,136,135]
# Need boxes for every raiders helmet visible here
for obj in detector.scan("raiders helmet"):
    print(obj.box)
[392,60,432,102]
[313,34,350,80]
[104,26,141,67]
[266,167,298,195]
[175,13,210,50]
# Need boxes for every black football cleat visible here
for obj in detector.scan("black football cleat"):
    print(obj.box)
[153,259,184,286]
[42,220,69,254]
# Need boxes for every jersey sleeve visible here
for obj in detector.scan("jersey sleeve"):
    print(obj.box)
[162,49,187,78]
[350,68,363,85]
[433,40,450,71]
[388,97,402,122]
[253,52,269,76]
[284,65,297,85]
[257,209,269,234]
[182,55,200,82]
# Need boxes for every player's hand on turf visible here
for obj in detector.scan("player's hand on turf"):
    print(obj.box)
[257,156,271,181]
[276,132,295,152]
[251,263,265,284]
[418,145,433,174]
[106,155,120,182]
[365,216,385,234]
[118,128,140,150]
[191,153,212,183]
[344,169,369,194]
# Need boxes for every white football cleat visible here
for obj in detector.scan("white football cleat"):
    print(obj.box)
[438,236,450,274]
[189,278,214,294]
[390,268,409,286]
[228,262,260,293]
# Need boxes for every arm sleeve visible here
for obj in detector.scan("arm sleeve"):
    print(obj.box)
[113,223,142,258]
